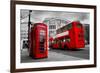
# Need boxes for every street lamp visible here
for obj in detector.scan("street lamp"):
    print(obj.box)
[28,10,32,49]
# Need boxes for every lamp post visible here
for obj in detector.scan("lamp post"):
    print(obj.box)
[28,10,32,49]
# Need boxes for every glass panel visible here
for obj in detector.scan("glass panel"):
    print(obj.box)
[67,24,72,30]
[65,38,70,42]
[56,23,72,34]
[39,30,46,53]
[77,24,82,28]
[49,25,56,29]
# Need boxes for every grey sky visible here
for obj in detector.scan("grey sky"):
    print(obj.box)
[20,9,90,24]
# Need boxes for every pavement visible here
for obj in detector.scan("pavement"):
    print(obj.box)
[21,45,89,63]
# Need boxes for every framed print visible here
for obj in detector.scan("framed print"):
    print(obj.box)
[10,0,97,73]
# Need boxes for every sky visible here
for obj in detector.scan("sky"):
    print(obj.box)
[20,9,90,24]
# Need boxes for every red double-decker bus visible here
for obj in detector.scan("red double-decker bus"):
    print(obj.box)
[29,23,48,58]
[50,21,85,49]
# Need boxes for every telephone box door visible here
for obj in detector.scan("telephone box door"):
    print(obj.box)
[37,28,48,58]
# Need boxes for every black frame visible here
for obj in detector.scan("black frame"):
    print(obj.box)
[10,0,97,73]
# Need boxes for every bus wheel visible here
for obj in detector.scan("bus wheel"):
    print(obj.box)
[65,45,70,50]
[63,45,67,50]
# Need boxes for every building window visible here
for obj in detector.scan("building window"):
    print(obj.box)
[49,25,56,29]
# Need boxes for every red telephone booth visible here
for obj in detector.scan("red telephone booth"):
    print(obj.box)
[29,23,48,59]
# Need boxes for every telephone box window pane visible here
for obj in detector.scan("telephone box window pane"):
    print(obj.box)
[77,24,82,28]
[39,30,46,53]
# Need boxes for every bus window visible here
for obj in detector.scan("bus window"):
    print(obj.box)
[53,39,57,44]
[57,29,60,34]
[62,27,65,32]
[65,38,70,42]
[67,24,72,30]
[77,24,82,28]
[63,27,67,32]
[60,39,63,43]
[56,40,59,44]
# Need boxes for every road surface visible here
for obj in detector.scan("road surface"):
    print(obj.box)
[21,45,89,63]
